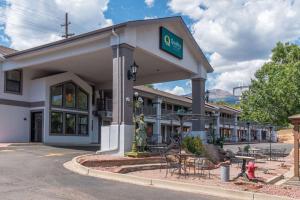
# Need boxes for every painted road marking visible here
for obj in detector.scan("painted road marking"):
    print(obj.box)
[44,153,64,157]
[0,150,14,152]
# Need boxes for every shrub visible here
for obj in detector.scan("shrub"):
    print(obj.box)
[243,144,251,153]
[182,136,205,156]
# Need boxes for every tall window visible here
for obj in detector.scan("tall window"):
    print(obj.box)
[64,83,76,108]
[51,85,63,107]
[5,70,22,94]
[50,112,63,134]
[50,82,89,136]
[78,115,88,135]
[78,89,88,110]
[65,113,76,135]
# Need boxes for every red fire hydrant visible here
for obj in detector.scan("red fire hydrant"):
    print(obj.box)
[246,161,257,180]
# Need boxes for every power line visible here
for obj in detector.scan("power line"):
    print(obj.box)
[61,12,74,39]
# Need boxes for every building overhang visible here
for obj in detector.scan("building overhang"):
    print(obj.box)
[2,16,213,86]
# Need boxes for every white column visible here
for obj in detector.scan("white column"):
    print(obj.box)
[232,114,238,143]
[106,44,134,155]
[153,97,162,144]
[191,78,207,143]
[272,129,277,142]
[247,126,251,142]
[164,125,168,142]
[258,129,262,142]
[215,112,221,139]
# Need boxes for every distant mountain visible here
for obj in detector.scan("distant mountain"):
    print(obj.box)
[185,89,239,104]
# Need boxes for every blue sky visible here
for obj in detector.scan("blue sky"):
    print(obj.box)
[0,0,300,95]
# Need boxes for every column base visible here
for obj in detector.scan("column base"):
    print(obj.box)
[100,124,133,156]
[152,135,162,144]
[191,131,207,143]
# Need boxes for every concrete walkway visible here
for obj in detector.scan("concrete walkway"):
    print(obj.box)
[0,144,225,200]
[224,143,293,154]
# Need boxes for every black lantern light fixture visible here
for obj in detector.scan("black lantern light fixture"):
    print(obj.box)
[128,61,139,81]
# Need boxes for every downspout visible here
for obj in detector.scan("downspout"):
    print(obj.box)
[97,28,120,154]
[0,54,4,61]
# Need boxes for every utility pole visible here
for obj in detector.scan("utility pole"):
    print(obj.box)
[61,12,74,39]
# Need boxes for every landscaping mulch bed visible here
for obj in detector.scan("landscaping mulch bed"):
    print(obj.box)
[78,154,299,199]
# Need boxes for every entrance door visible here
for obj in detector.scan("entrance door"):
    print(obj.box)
[31,112,43,142]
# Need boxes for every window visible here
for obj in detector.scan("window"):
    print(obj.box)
[147,99,153,106]
[65,113,76,135]
[64,83,76,108]
[49,82,89,136]
[51,85,63,107]
[5,70,22,94]
[78,115,88,135]
[78,89,88,110]
[50,112,63,134]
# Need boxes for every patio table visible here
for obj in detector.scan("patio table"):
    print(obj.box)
[175,153,195,176]
[234,155,255,180]
[249,148,260,153]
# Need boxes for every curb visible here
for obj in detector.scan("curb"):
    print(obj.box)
[63,155,296,200]
[266,174,284,184]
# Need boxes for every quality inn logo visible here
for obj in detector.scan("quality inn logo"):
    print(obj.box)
[164,35,171,46]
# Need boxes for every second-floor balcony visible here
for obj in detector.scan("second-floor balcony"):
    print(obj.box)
[98,98,112,112]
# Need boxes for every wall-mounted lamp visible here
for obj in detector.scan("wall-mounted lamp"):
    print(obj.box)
[127,61,139,81]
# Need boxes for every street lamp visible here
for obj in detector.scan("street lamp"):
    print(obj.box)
[127,61,139,81]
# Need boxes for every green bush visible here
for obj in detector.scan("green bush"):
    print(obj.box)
[243,144,251,153]
[182,136,205,156]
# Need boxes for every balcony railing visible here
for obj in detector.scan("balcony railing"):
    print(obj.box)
[98,98,112,111]
[142,106,156,116]
[220,117,235,126]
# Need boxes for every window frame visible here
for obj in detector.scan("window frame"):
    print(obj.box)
[50,84,63,108]
[78,115,89,136]
[50,81,89,111]
[50,111,63,134]
[4,69,23,95]
[49,81,90,136]
[65,112,77,135]
[77,87,89,111]
[63,82,77,109]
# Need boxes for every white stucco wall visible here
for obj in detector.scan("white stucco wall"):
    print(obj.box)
[0,65,31,142]
[135,23,199,74]
[0,104,30,142]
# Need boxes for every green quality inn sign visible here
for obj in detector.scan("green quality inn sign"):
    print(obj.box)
[159,27,183,59]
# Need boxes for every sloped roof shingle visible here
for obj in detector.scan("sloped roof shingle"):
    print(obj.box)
[0,45,17,56]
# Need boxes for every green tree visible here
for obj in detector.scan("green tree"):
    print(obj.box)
[241,42,300,126]
[215,101,241,110]
[144,84,154,89]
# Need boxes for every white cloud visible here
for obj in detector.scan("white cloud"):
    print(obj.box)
[144,16,158,20]
[145,0,154,8]
[210,59,265,91]
[165,86,186,95]
[167,0,203,20]
[168,0,300,92]
[1,0,112,50]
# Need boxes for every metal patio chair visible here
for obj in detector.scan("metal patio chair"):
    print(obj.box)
[165,153,181,177]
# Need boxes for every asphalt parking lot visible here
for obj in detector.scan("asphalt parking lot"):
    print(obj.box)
[0,144,226,200]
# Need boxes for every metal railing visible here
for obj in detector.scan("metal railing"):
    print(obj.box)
[98,98,112,111]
